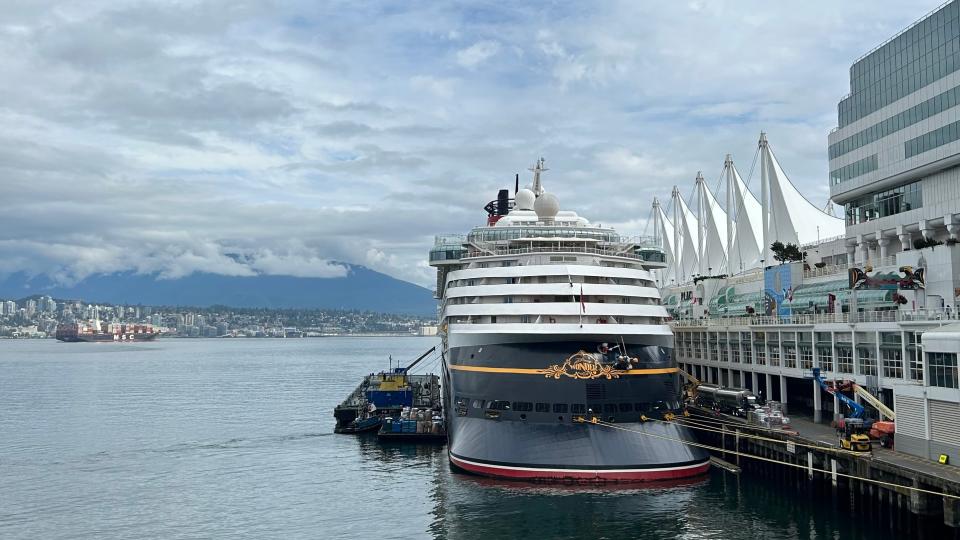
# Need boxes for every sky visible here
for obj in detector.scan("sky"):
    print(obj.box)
[0,0,944,288]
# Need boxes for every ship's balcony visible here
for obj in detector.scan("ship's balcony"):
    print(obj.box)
[462,244,665,267]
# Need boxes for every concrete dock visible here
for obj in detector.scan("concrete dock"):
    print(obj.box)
[687,406,960,528]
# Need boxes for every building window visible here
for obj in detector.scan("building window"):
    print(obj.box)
[769,344,780,367]
[905,119,960,159]
[755,343,766,366]
[844,180,922,225]
[830,84,960,160]
[882,348,904,379]
[817,346,833,372]
[830,154,878,185]
[512,401,533,412]
[732,345,741,364]
[553,403,568,413]
[857,347,878,376]
[570,404,586,414]
[928,352,958,388]
[908,332,924,382]
[837,347,854,374]
[535,403,550,413]
[784,346,797,369]
[838,2,960,128]
[799,346,813,370]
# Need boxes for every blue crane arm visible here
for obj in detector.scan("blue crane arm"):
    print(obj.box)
[811,368,864,419]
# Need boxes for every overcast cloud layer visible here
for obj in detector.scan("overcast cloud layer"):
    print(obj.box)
[0,1,942,287]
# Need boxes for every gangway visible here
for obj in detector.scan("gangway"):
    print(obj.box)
[811,368,865,419]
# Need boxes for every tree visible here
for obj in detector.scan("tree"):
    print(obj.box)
[771,241,805,263]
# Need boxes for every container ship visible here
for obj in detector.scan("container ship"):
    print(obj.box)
[427,159,709,482]
[55,320,159,342]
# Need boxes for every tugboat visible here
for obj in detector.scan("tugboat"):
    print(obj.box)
[427,159,710,482]
[333,347,442,435]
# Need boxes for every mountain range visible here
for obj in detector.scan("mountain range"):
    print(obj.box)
[0,265,436,314]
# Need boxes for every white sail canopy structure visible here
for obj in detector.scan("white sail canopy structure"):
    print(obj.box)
[760,133,845,260]
[673,187,700,283]
[695,172,728,276]
[649,133,845,285]
[652,198,678,286]
[726,157,763,275]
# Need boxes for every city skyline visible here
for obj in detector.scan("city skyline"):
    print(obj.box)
[0,295,434,338]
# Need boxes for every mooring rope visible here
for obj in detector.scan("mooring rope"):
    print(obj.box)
[661,417,862,457]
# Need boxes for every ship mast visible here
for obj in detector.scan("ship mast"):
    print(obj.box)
[529,157,548,196]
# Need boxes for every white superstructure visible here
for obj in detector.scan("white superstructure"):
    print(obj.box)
[432,159,671,349]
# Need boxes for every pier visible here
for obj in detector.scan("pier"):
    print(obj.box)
[685,406,960,528]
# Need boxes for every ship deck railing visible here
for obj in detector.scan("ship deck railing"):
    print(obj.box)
[671,308,959,328]
[462,245,656,263]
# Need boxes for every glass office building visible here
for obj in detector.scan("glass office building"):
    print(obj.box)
[829,0,960,250]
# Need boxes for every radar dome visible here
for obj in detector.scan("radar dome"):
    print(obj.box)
[534,192,560,220]
[515,188,535,211]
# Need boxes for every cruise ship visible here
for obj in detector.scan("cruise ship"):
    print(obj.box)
[428,159,710,482]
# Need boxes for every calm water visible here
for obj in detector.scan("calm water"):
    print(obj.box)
[0,338,920,539]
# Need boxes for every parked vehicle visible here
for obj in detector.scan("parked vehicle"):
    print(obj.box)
[696,384,760,417]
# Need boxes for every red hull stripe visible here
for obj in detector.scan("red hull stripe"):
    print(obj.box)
[450,454,710,481]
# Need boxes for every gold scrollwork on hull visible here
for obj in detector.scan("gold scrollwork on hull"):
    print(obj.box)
[537,350,627,380]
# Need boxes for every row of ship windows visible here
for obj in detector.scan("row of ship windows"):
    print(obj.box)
[447,276,650,287]
[467,228,621,243]
[830,83,960,160]
[455,398,681,415]
[447,315,662,325]
[445,295,658,305]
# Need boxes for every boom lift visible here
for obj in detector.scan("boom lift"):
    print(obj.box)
[812,368,895,450]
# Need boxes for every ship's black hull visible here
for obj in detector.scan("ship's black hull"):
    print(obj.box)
[443,340,710,482]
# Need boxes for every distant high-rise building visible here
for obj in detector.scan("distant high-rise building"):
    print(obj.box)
[24,300,37,318]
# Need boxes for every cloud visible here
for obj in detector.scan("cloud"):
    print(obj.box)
[456,40,501,68]
[0,0,945,290]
